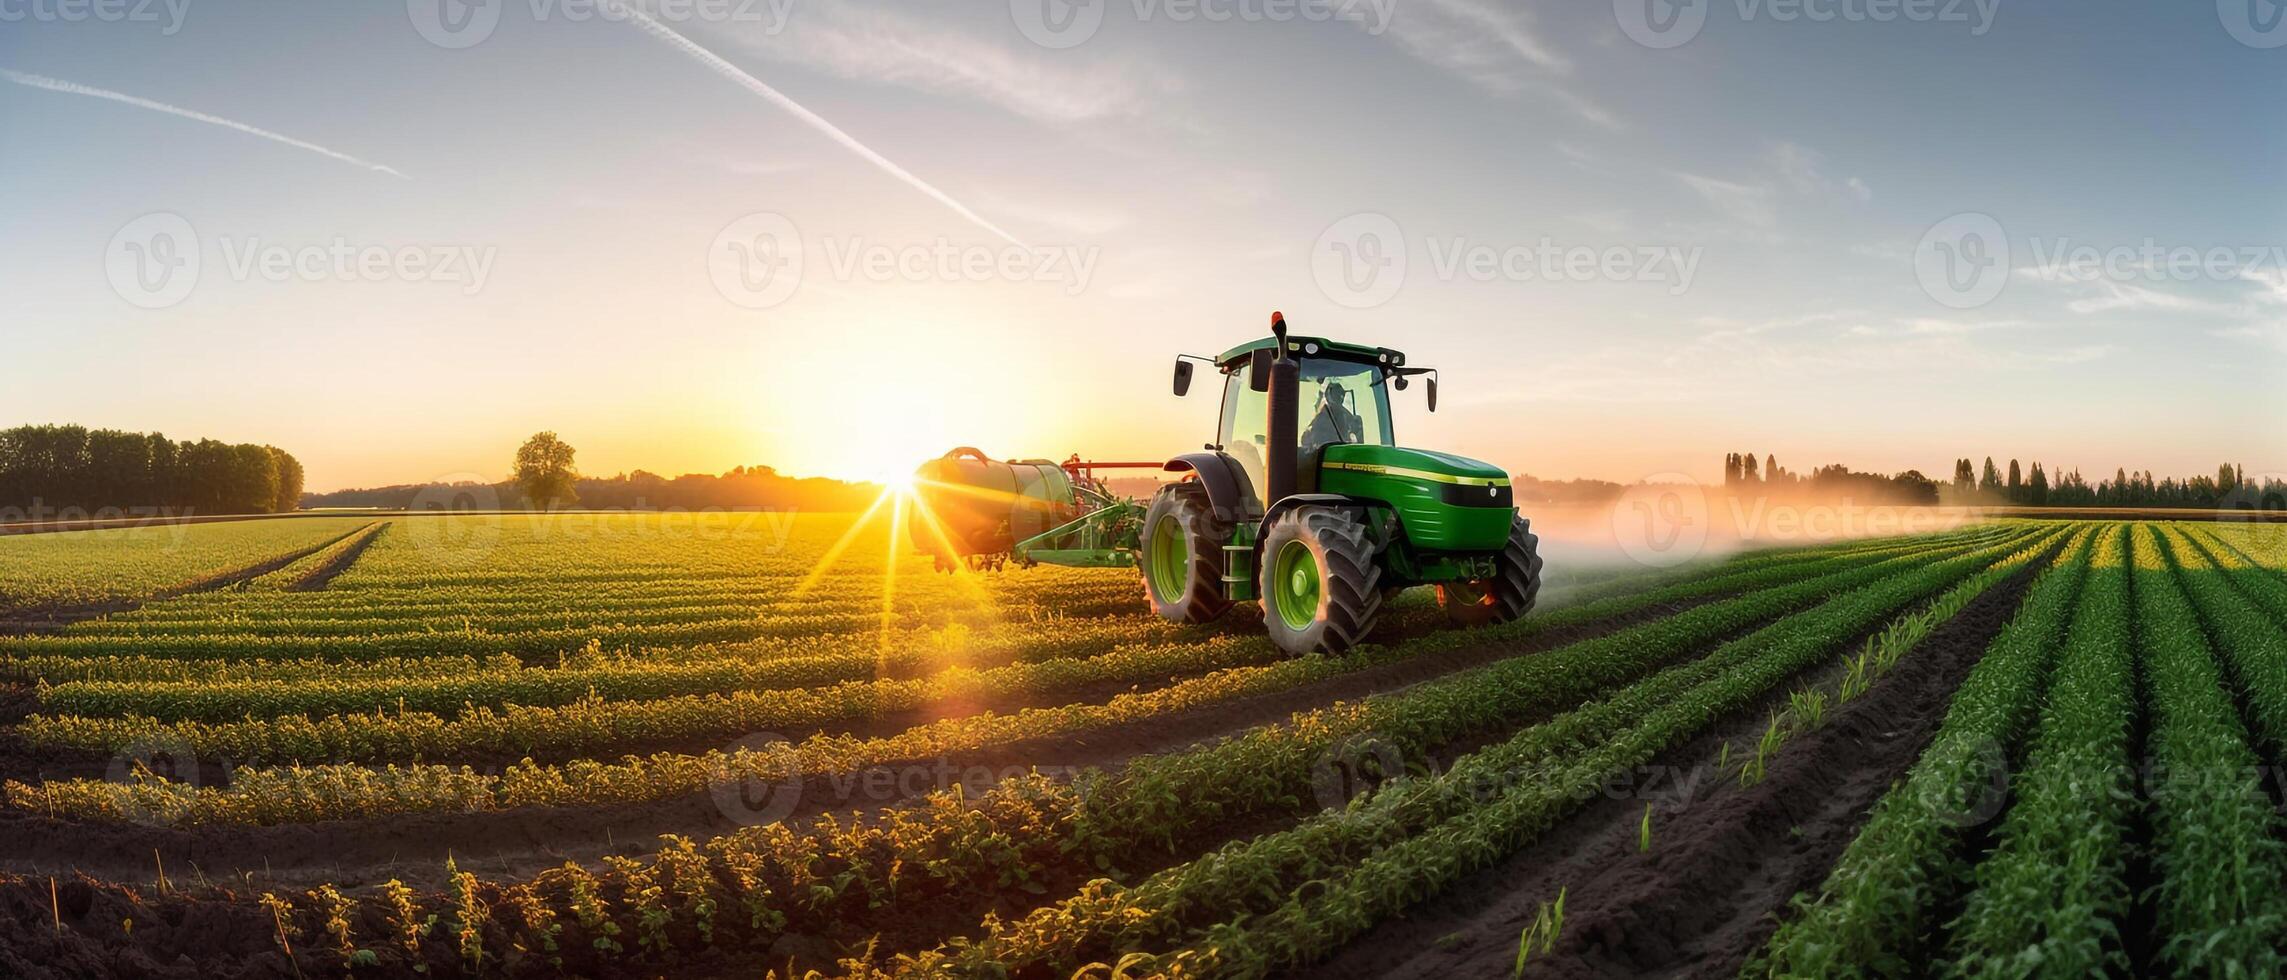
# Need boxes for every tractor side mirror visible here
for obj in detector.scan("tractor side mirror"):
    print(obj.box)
[1172,359,1194,396]
[1426,376,1438,412]
[1248,349,1273,392]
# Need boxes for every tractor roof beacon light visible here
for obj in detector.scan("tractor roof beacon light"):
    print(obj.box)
[1264,312,1300,505]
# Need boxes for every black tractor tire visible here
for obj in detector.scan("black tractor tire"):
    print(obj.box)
[1438,517,1545,627]
[1140,481,1233,624]
[1259,505,1383,655]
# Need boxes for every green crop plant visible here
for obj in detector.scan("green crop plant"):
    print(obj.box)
[1512,886,1567,976]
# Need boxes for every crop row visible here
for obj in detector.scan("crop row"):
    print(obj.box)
[29,611,1227,721]
[67,571,1149,630]
[1749,524,2100,975]
[5,528,2045,826]
[1943,526,2135,974]
[886,526,2069,976]
[22,632,1292,764]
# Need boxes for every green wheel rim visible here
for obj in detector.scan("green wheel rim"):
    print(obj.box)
[1270,539,1321,632]
[1148,514,1187,600]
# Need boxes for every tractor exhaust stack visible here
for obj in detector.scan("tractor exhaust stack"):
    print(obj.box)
[1264,311,1299,505]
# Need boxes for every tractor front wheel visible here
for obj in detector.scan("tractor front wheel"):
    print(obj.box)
[1141,481,1232,623]
[1259,505,1383,655]
[1438,517,1544,627]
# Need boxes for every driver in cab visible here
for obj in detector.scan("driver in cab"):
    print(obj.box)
[1302,383,1363,457]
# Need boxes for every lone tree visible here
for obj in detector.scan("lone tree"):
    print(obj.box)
[514,432,579,510]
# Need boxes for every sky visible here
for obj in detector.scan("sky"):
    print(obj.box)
[2,0,2282,493]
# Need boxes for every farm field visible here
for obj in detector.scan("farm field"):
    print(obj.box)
[1,512,2284,978]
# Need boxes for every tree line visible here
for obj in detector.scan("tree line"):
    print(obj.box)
[1940,456,2277,509]
[1723,452,1943,505]
[0,424,304,518]
[305,433,880,513]
[1723,450,2278,510]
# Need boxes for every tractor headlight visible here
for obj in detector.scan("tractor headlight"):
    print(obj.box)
[1303,342,1320,355]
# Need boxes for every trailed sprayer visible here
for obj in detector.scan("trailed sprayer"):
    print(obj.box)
[912,312,1542,655]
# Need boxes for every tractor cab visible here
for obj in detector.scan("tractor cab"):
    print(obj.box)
[1208,337,1399,508]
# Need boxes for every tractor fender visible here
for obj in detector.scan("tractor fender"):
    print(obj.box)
[1163,452,1259,524]
[1256,494,1370,557]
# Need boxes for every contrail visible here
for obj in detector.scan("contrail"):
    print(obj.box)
[600,1,1025,248]
[2,68,408,179]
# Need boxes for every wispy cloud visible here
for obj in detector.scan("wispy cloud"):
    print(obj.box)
[602,1,1022,246]
[729,4,1174,124]
[1676,173,1776,229]
[1376,0,1621,129]
[1770,141,1870,201]
[2,68,407,178]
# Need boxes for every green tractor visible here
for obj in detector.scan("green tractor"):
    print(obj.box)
[1142,312,1542,654]
[912,311,1542,656]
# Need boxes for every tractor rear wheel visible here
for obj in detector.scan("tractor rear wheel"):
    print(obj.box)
[1141,481,1232,623]
[1438,517,1544,627]
[1259,505,1383,655]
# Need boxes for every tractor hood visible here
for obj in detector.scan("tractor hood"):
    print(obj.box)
[1317,444,1514,552]
[1320,445,1510,487]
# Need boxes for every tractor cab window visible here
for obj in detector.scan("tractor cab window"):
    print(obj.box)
[1219,362,1272,506]
[1298,359,1393,458]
